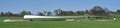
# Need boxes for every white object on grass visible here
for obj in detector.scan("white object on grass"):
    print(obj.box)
[24,15,104,19]
[65,19,75,21]
[113,18,116,21]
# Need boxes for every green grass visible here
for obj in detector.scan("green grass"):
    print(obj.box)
[0,21,120,28]
[0,16,120,28]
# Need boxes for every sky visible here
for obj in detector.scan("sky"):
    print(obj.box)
[0,0,120,14]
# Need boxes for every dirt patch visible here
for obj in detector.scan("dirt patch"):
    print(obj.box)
[94,20,113,21]
[3,19,30,22]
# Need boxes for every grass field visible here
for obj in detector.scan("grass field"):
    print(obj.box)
[0,16,120,28]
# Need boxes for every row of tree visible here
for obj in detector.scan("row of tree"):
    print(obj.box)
[0,6,120,16]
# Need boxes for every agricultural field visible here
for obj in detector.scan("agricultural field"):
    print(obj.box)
[0,16,120,28]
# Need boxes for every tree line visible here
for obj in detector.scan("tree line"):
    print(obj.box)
[0,6,120,17]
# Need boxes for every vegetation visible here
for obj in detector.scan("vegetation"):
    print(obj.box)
[0,6,120,28]
[0,16,119,28]
[0,6,120,19]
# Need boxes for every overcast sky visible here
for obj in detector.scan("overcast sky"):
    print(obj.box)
[0,0,120,14]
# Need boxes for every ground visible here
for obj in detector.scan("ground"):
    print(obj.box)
[0,16,120,28]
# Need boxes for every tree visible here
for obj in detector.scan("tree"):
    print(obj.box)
[47,11,52,16]
[54,9,63,16]
[37,12,44,16]
[85,10,90,14]
[89,6,109,19]
[65,11,74,16]
[116,9,120,14]
[69,11,74,16]
[75,11,84,15]
[90,6,108,16]
[13,14,21,16]
[5,11,13,16]
[20,10,32,16]
[28,11,32,15]
[0,12,5,16]
[43,11,47,16]
[42,11,52,16]
[57,11,75,16]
